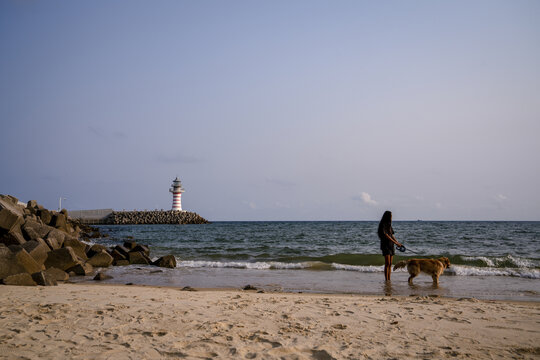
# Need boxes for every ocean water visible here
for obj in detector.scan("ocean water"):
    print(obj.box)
[86,221,540,301]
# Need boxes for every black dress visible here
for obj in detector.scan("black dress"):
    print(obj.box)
[379,226,395,256]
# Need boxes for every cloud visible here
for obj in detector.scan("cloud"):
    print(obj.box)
[353,192,378,206]
[495,194,508,202]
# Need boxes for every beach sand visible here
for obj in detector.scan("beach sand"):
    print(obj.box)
[0,284,538,359]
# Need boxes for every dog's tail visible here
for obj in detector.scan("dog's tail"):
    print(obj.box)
[393,260,408,271]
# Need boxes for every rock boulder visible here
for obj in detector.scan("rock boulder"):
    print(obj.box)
[50,213,68,232]
[31,271,58,286]
[152,255,177,268]
[128,251,151,265]
[86,244,108,258]
[0,208,23,232]
[44,247,81,271]
[0,228,26,246]
[22,239,50,266]
[9,247,43,274]
[93,272,112,281]
[63,238,88,261]
[67,262,93,276]
[22,219,53,241]
[37,209,52,225]
[131,244,150,257]
[87,250,113,267]
[2,272,37,286]
[44,267,69,282]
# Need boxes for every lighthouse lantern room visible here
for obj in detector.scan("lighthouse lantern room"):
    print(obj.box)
[169,177,185,211]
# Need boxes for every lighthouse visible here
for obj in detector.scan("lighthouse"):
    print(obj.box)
[169,177,185,211]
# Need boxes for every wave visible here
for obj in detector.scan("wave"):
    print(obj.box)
[446,265,540,279]
[180,253,539,269]
[460,255,537,268]
[176,260,540,279]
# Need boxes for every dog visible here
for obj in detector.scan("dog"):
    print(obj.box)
[393,257,450,285]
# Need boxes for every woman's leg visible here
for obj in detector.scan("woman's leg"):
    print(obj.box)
[384,255,393,281]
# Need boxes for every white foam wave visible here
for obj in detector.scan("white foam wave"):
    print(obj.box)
[462,255,538,268]
[177,261,539,279]
[448,265,540,279]
[331,263,384,273]
[178,260,307,270]
[462,256,495,267]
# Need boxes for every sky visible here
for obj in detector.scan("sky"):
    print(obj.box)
[1,1,539,221]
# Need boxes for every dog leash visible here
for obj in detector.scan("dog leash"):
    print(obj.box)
[396,244,421,255]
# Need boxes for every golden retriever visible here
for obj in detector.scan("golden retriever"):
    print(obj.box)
[393,257,450,285]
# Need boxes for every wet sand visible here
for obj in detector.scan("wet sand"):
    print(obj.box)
[80,265,540,302]
[0,283,539,359]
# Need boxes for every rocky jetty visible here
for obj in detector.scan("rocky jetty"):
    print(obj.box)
[0,194,179,286]
[105,210,209,225]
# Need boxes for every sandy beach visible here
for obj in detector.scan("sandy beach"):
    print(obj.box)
[0,284,538,359]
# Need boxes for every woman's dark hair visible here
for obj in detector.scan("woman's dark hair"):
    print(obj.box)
[378,210,392,237]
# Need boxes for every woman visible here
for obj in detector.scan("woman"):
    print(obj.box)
[378,211,402,281]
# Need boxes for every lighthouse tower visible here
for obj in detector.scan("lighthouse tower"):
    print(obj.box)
[169,177,185,211]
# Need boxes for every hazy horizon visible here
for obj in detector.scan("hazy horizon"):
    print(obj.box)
[1,1,539,221]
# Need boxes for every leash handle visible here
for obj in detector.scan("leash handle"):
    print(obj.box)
[396,245,406,252]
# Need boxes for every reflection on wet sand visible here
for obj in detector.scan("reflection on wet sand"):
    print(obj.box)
[383,279,444,297]
[383,280,393,296]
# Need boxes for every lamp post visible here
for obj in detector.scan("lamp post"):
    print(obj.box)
[58,197,66,212]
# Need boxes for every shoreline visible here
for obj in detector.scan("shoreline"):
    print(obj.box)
[1,283,539,359]
[60,281,540,305]
[71,264,540,302]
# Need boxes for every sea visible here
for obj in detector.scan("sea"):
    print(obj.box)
[82,221,540,302]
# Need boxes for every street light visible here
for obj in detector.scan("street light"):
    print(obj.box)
[59,197,67,212]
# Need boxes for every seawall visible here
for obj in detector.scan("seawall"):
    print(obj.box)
[70,210,209,225]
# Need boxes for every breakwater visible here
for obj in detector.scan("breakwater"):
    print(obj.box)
[104,210,209,225]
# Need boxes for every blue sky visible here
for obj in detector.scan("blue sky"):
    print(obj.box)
[1,1,539,220]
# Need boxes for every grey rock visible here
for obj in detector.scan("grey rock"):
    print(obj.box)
[113,259,130,266]
[123,240,137,250]
[114,245,130,258]
[44,267,69,281]
[22,239,50,266]
[131,244,150,257]
[93,272,112,281]
[31,271,58,286]
[67,262,93,276]
[0,228,26,246]
[37,209,52,225]
[47,228,73,248]
[50,213,68,233]
[8,244,23,253]
[0,208,23,232]
[86,244,108,258]
[44,247,81,271]
[152,255,177,268]
[10,247,43,274]
[44,236,60,250]
[22,219,53,241]
[110,248,127,261]
[0,245,29,279]
[2,273,37,286]
[62,238,88,261]
[87,250,113,267]
[128,251,150,265]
